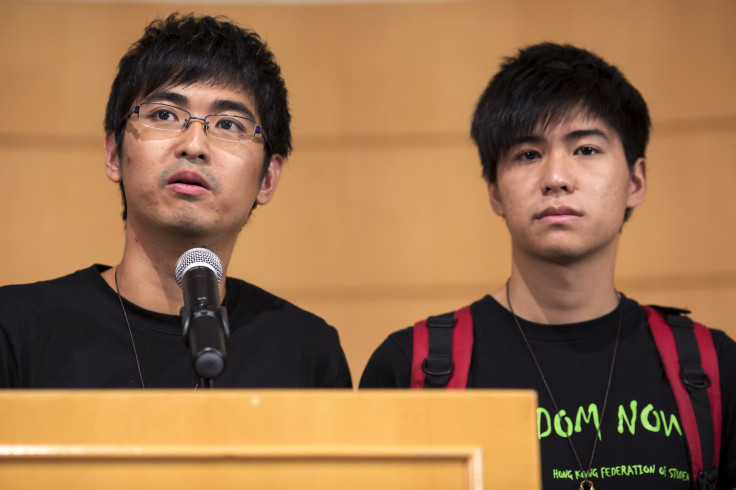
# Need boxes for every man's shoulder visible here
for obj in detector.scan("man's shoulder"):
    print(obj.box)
[706,326,736,378]
[225,276,336,333]
[0,265,106,305]
[378,296,494,349]
[638,301,733,342]
[0,265,112,342]
[410,296,495,324]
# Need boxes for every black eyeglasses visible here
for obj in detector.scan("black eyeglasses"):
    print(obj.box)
[128,102,265,144]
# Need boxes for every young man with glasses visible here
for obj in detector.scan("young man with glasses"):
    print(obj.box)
[359,43,735,489]
[0,13,352,389]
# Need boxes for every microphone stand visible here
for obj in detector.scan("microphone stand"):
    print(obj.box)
[181,305,230,388]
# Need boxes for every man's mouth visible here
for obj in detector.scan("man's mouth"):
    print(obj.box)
[166,170,212,195]
[535,206,582,223]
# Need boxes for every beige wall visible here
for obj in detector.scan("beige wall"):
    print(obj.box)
[1,0,734,381]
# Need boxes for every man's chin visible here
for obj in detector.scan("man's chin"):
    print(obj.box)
[545,252,582,266]
[534,242,588,265]
[157,218,217,240]
[539,241,615,266]
[165,216,250,241]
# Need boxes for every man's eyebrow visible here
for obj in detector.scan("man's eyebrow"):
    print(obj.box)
[565,128,609,142]
[509,135,545,147]
[509,129,610,147]
[211,99,257,121]
[144,91,188,106]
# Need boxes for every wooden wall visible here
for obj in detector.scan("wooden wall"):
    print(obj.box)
[1,0,734,381]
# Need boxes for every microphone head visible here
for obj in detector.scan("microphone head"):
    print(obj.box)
[174,248,224,287]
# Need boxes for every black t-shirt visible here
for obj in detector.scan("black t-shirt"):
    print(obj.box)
[0,265,352,388]
[360,295,736,489]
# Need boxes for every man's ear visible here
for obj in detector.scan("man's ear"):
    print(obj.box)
[626,157,647,209]
[104,132,122,183]
[256,154,283,205]
[487,178,505,217]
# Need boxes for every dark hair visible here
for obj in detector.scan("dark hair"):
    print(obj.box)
[104,13,291,219]
[471,42,650,185]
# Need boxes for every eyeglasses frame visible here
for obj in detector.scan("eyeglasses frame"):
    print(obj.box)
[128,102,266,144]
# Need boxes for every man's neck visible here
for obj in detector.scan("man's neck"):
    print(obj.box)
[492,247,620,325]
[101,224,233,315]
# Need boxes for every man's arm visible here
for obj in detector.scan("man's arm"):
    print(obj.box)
[359,328,413,388]
[0,318,20,388]
[715,329,736,489]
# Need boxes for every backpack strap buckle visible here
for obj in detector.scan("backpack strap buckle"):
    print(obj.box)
[696,466,718,490]
[681,365,712,390]
[421,313,457,388]
[421,358,454,377]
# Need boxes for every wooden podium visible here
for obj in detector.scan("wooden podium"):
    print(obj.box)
[0,390,539,489]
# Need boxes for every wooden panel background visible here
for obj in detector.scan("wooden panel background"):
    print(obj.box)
[0,0,734,381]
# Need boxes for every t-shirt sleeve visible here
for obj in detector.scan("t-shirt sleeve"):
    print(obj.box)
[0,293,22,388]
[0,322,18,388]
[359,328,413,388]
[714,329,736,489]
[331,347,353,388]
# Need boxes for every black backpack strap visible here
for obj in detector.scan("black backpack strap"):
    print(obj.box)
[421,312,457,388]
[411,306,473,389]
[645,305,721,490]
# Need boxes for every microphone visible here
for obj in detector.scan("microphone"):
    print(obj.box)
[174,248,230,385]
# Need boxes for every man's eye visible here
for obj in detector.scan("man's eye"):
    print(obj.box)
[577,146,598,156]
[152,110,178,122]
[517,150,541,161]
[215,118,247,133]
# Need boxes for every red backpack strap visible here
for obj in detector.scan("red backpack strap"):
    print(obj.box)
[411,305,473,389]
[644,305,721,489]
